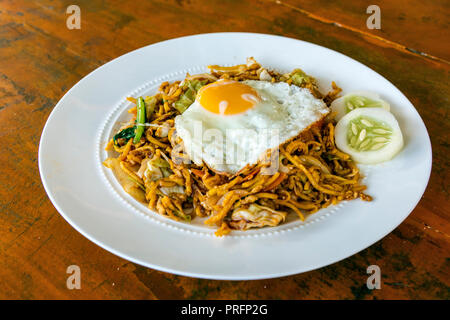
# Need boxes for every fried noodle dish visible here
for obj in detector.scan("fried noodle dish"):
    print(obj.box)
[103,58,372,236]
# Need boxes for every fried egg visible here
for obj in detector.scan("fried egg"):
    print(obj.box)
[174,79,329,173]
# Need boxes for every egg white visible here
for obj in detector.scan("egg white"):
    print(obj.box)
[174,80,329,173]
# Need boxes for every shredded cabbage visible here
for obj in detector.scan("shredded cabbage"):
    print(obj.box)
[289,69,316,87]
[173,79,207,113]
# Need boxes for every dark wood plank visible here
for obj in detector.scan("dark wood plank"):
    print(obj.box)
[0,0,448,299]
[279,0,450,62]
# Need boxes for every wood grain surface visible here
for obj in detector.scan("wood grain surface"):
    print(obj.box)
[0,0,448,299]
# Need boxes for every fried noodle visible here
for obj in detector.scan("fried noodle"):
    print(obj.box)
[103,58,372,236]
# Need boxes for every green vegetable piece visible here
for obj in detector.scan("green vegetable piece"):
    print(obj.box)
[144,96,157,121]
[289,69,316,87]
[160,167,172,177]
[174,94,193,114]
[174,79,207,113]
[133,97,146,144]
[150,157,170,168]
[127,176,145,190]
[113,126,136,146]
[174,209,191,222]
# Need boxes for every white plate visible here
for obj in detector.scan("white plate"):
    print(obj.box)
[39,33,432,280]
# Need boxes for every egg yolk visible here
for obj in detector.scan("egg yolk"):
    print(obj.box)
[196,80,260,115]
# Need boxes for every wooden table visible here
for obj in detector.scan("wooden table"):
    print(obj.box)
[0,0,448,299]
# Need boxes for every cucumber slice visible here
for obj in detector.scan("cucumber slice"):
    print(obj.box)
[335,108,403,164]
[331,91,390,120]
